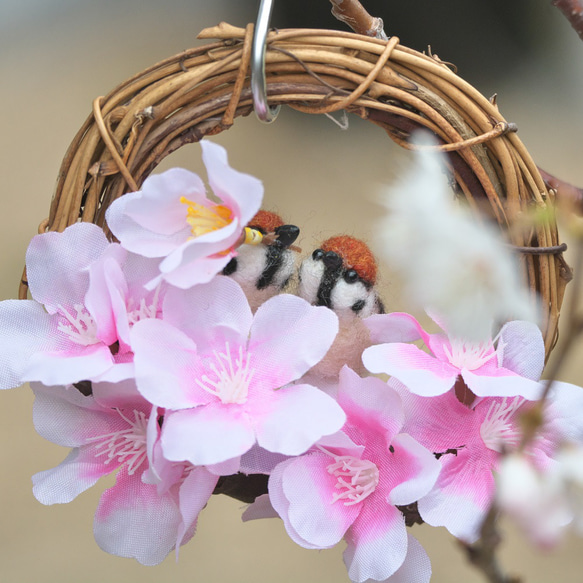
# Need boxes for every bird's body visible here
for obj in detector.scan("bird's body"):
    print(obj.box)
[298,235,384,382]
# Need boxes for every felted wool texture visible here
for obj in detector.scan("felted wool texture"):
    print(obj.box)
[321,235,378,284]
[306,315,372,381]
[229,245,298,312]
[248,210,285,233]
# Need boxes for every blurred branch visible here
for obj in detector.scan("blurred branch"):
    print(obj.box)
[539,167,583,215]
[461,505,521,583]
[552,0,583,41]
[329,0,388,39]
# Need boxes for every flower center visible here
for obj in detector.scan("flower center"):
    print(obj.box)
[57,304,99,346]
[480,397,524,453]
[195,343,254,405]
[180,197,233,238]
[86,409,149,475]
[444,338,497,371]
[325,453,379,506]
[126,285,162,326]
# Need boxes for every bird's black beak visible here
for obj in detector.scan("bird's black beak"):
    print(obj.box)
[274,224,300,248]
[322,250,342,270]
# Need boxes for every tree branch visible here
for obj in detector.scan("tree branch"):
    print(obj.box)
[329,0,388,39]
[461,505,522,583]
[539,167,583,215]
[552,0,583,41]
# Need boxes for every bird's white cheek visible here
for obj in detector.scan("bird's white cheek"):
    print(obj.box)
[331,280,377,318]
[298,258,325,305]
[229,246,267,287]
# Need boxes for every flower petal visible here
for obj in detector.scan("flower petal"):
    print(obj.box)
[162,276,252,352]
[158,240,236,288]
[26,223,110,311]
[254,383,346,456]
[22,344,116,386]
[417,447,495,542]
[131,318,209,409]
[94,468,181,565]
[249,294,339,387]
[241,493,280,521]
[176,467,218,549]
[388,433,441,506]
[364,312,427,344]
[161,405,256,465]
[0,300,62,390]
[201,140,263,226]
[281,453,359,548]
[462,368,541,400]
[267,458,321,549]
[32,448,112,504]
[384,534,431,583]
[363,343,458,397]
[31,382,125,447]
[344,498,408,583]
[120,168,206,234]
[497,320,545,380]
[337,366,404,441]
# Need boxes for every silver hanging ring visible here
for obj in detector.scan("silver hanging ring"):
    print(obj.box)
[251,0,281,123]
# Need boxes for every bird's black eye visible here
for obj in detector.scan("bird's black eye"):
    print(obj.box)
[344,269,358,283]
[351,299,366,313]
[312,249,324,260]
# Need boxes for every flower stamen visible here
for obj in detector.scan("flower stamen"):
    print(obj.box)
[444,338,497,371]
[195,343,254,405]
[127,284,162,326]
[480,397,524,452]
[320,449,379,506]
[57,304,99,346]
[180,197,233,238]
[86,409,149,475]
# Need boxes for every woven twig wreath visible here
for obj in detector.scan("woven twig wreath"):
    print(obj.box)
[20,22,572,358]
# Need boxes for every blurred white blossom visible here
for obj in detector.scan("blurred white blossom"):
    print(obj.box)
[496,452,572,547]
[497,443,583,547]
[376,134,536,342]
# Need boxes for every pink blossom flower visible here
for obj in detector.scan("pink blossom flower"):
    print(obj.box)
[363,313,544,399]
[106,140,263,289]
[395,379,583,542]
[0,223,162,389]
[130,275,346,467]
[30,381,217,564]
[265,367,440,583]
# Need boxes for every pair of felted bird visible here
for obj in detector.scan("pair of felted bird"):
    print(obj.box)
[225,210,385,380]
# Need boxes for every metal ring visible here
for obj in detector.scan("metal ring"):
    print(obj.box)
[251,0,281,123]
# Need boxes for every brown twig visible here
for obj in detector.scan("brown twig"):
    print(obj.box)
[539,167,583,215]
[520,237,583,446]
[329,0,388,39]
[552,0,583,42]
[462,506,521,583]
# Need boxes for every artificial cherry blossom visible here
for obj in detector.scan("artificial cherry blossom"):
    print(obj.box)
[395,379,583,542]
[264,367,440,583]
[130,275,346,467]
[0,223,162,389]
[363,312,544,399]
[30,381,213,565]
[106,140,263,289]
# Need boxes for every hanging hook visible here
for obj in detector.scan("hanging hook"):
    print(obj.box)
[251,0,281,123]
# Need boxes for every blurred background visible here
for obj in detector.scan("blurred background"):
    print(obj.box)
[1,1,583,581]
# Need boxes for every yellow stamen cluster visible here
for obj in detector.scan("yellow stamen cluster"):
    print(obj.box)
[180,196,233,238]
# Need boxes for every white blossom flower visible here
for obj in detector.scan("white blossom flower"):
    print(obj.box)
[375,133,536,342]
